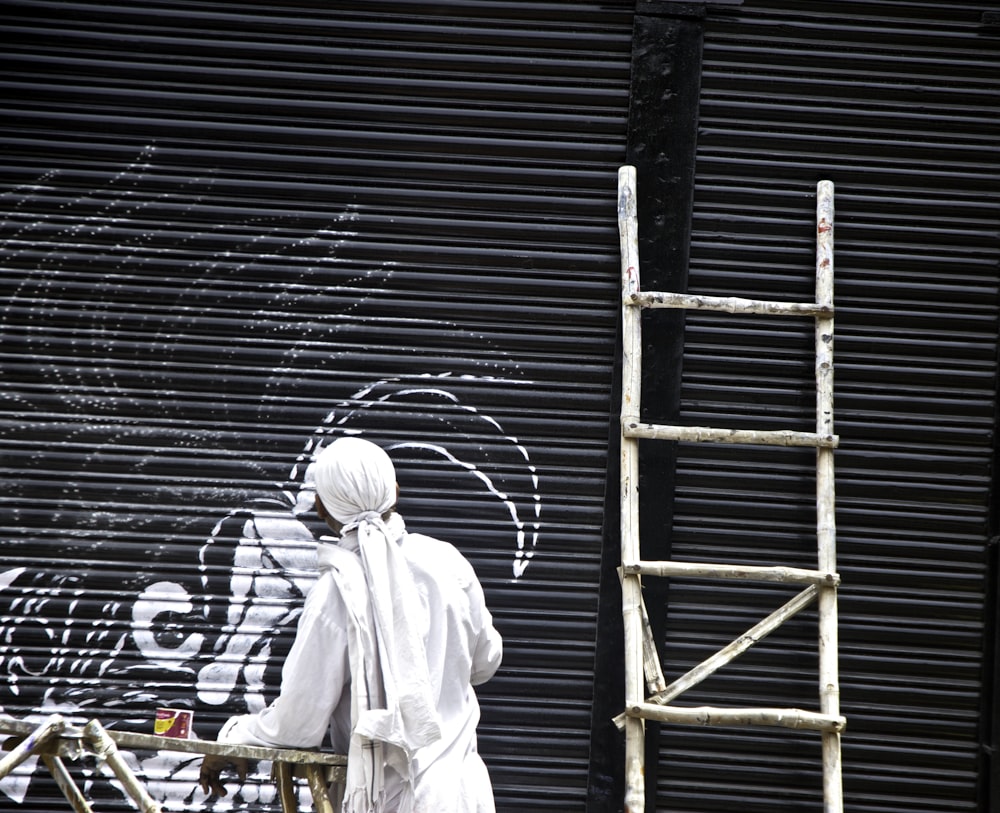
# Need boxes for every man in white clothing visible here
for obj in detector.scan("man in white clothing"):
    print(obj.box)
[198,436,503,812]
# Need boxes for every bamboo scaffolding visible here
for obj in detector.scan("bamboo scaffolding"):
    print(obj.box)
[617,164,646,813]
[0,716,347,812]
[0,717,346,774]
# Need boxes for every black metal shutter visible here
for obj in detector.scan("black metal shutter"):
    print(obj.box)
[651,2,1000,812]
[0,2,633,810]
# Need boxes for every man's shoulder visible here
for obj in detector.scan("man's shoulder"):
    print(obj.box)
[315,543,365,594]
[404,532,462,559]
[311,543,369,620]
[403,533,477,586]
[317,540,363,571]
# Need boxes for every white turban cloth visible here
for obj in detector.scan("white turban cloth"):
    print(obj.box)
[313,435,398,527]
[312,436,442,808]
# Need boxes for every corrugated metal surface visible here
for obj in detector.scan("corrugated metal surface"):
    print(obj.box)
[0,2,633,810]
[654,1,1000,811]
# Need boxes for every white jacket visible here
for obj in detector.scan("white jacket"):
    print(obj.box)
[219,517,503,812]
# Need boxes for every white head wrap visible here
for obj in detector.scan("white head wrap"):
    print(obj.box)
[313,436,397,527]
[313,437,442,811]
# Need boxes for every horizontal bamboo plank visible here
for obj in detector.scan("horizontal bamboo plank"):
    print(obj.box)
[628,703,846,733]
[623,561,840,586]
[622,419,839,448]
[626,290,832,316]
[0,717,346,767]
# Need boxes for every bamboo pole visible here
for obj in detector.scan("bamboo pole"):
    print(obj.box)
[629,703,846,733]
[629,290,832,317]
[305,764,336,813]
[0,719,347,774]
[0,714,65,779]
[623,420,839,449]
[640,587,667,694]
[41,755,95,813]
[815,180,843,813]
[618,566,668,694]
[83,720,162,813]
[274,761,299,813]
[101,730,346,773]
[618,164,645,813]
[625,560,839,586]
[613,585,819,729]
[326,766,345,812]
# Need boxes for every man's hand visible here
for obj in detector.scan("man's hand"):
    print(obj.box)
[198,754,249,797]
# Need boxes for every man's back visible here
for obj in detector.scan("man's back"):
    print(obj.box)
[390,531,502,810]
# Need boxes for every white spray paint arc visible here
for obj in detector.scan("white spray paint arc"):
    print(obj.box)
[304,375,542,579]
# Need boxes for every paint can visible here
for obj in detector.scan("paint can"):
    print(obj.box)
[154,708,193,739]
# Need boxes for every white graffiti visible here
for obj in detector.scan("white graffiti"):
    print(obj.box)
[0,149,543,810]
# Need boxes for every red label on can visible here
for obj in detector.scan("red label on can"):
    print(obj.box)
[154,708,192,739]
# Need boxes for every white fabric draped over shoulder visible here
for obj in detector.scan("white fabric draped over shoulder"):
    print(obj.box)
[314,440,441,741]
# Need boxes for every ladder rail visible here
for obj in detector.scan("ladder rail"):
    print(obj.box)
[615,166,844,813]
[617,165,646,813]
[815,180,843,813]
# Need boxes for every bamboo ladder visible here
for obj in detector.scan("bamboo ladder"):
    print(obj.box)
[615,165,844,812]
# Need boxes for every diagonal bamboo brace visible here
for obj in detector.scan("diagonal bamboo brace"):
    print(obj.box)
[613,585,820,730]
[83,720,162,813]
[274,760,299,812]
[0,714,66,779]
[305,764,335,813]
[42,754,94,813]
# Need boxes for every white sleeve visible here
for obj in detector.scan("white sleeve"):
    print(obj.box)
[218,576,350,749]
[468,577,503,686]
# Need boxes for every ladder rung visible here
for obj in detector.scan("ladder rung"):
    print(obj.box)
[623,561,840,587]
[623,419,839,448]
[627,703,846,733]
[626,290,833,317]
